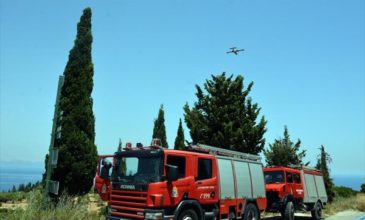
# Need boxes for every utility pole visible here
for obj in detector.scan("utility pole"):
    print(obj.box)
[43,75,64,205]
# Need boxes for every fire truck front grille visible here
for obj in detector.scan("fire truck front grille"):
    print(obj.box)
[109,190,147,219]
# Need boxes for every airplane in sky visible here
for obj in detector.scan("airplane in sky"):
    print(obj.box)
[226,47,244,55]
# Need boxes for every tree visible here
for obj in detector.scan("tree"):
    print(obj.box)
[117,138,122,152]
[316,145,335,202]
[264,126,307,166]
[184,73,267,154]
[152,105,168,147]
[42,154,49,187]
[50,8,98,196]
[361,184,365,194]
[25,182,32,192]
[174,119,185,150]
[11,185,16,192]
[18,184,25,192]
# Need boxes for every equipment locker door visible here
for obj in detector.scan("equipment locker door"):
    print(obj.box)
[193,156,218,204]
[95,155,113,201]
[285,171,295,195]
[293,172,304,199]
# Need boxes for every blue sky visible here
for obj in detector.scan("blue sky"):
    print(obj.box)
[0,0,364,176]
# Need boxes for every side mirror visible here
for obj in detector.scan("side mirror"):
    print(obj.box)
[166,164,178,181]
[100,161,112,180]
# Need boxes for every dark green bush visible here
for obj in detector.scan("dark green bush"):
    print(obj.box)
[333,186,357,198]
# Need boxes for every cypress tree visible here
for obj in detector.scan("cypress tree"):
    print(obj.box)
[117,138,122,152]
[174,119,185,150]
[51,8,98,196]
[316,145,335,202]
[152,105,168,147]
[263,126,307,166]
[184,73,267,154]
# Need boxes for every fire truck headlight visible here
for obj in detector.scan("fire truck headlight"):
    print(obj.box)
[145,211,163,220]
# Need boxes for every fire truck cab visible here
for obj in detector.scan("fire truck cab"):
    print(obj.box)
[264,166,328,220]
[96,142,267,220]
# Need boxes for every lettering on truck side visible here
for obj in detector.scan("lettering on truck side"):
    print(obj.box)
[200,193,211,199]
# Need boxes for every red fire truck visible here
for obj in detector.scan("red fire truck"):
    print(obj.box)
[95,141,267,220]
[264,166,328,220]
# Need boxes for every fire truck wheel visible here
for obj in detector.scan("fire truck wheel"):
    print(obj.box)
[311,202,322,220]
[243,203,259,220]
[283,201,294,220]
[178,209,198,220]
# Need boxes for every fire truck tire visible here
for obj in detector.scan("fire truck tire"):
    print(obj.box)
[178,209,198,220]
[311,202,322,220]
[283,201,294,220]
[243,203,259,220]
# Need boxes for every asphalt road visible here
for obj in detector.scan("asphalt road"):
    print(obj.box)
[262,210,365,220]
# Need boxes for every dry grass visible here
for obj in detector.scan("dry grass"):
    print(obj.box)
[325,193,365,215]
[0,190,104,220]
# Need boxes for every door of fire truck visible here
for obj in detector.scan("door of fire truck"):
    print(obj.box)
[95,155,113,201]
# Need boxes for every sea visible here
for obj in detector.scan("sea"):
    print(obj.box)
[0,161,364,192]
[0,161,44,192]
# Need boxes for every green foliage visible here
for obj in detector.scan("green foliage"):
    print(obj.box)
[18,184,25,192]
[333,186,357,198]
[41,154,49,187]
[184,73,267,154]
[117,138,122,152]
[316,145,335,202]
[152,105,168,148]
[174,119,185,150]
[263,126,306,166]
[361,184,365,194]
[0,191,27,203]
[50,7,98,196]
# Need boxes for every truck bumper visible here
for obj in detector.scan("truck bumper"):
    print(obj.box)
[106,210,175,220]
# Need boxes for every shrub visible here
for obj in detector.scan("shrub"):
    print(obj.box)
[0,191,26,203]
[361,184,365,193]
[333,186,357,198]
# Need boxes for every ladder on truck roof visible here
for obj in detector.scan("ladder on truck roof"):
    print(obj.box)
[288,164,319,171]
[186,143,261,162]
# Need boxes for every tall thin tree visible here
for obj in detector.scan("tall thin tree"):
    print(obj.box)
[316,145,335,202]
[174,118,185,150]
[117,138,122,152]
[50,8,98,196]
[152,105,168,147]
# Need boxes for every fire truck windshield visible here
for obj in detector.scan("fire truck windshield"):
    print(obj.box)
[112,155,163,184]
[264,171,285,184]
